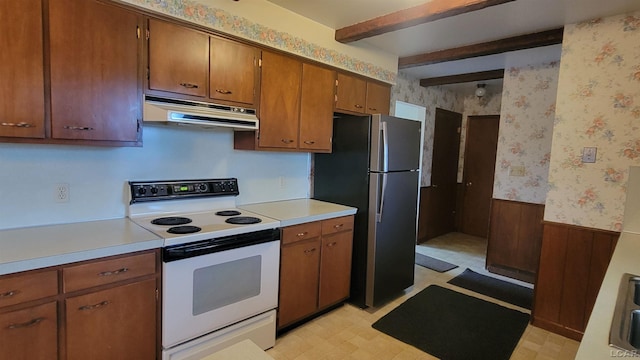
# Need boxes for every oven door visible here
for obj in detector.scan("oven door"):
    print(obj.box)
[162,231,280,349]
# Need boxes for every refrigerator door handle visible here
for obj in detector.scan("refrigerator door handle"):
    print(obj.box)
[381,121,389,172]
[377,173,387,222]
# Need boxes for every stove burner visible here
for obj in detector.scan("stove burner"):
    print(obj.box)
[151,217,192,226]
[215,210,242,216]
[167,225,202,234]
[225,216,262,225]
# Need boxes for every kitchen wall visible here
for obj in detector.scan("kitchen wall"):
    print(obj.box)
[120,0,397,83]
[391,71,464,187]
[493,61,560,204]
[545,11,640,231]
[0,127,309,230]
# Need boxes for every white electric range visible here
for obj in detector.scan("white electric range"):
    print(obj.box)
[127,178,280,360]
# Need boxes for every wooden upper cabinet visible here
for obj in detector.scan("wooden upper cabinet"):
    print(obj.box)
[299,64,335,152]
[210,36,260,106]
[336,73,366,114]
[0,0,45,139]
[258,51,302,149]
[148,19,209,98]
[49,0,142,142]
[366,81,391,115]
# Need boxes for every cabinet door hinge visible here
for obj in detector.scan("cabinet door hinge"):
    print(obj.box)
[137,119,142,133]
[156,289,159,301]
[334,94,338,102]
[136,26,140,39]
[258,58,262,68]
[146,67,150,81]
[146,29,150,40]
[256,130,260,140]
[335,79,338,87]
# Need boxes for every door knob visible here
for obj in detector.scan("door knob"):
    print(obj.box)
[466,182,472,187]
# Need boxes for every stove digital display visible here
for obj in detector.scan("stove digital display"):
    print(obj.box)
[174,185,193,193]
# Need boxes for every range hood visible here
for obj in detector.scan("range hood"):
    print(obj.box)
[143,95,259,131]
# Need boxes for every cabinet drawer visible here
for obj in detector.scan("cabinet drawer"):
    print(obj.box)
[282,221,321,245]
[0,270,58,308]
[322,216,354,236]
[63,251,156,293]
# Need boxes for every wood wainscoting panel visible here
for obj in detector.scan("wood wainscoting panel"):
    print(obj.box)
[532,222,619,341]
[486,199,544,283]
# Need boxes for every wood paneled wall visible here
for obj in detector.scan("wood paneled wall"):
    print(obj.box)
[531,221,619,341]
[486,199,545,283]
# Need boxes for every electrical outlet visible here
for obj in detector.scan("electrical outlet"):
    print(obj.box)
[55,183,69,203]
[582,147,597,163]
[509,165,525,177]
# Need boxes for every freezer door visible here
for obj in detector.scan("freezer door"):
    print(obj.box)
[370,115,421,172]
[366,171,419,307]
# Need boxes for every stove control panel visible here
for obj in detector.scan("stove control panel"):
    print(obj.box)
[129,178,239,203]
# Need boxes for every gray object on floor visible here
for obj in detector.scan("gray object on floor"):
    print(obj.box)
[414,252,458,273]
[447,268,533,309]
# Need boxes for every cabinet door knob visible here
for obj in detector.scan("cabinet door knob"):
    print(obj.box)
[215,89,232,95]
[0,290,17,298]
[333,223,344,229]
[281,139,294,144]
[303,248,317,255]
[369,107,377,111]
[327,242,338,247]
[98,267,129,277]
[354,104,363,109]
[303,140,315,145]
[296,232,308,237]
[1,122,34,128]
[78,300,110,311]
[63,125,94,131]
[7,317,45,329]
[179,82,199,89]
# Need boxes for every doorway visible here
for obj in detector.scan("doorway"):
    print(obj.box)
[460,115,500,238]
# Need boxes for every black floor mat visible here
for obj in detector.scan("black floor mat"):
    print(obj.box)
[448,268,533,309]
[415,252,458,272]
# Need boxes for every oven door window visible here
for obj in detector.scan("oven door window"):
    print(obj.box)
[192,255,262,315]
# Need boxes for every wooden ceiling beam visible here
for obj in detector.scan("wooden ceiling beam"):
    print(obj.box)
[399,27,564,69]
[419,69,504,87]
[335,0,516,43]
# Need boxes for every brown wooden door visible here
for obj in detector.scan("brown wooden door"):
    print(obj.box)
[278,238,321,328]
[258,51,301,149]
[335,73,366,113]
[148,19,208,97]
[365,82,391,115]
[49,0,141,142]
[0,0,45,139]
[66,279,157,360]
[0,302,57,359]
[318,230,353,308]
[209,36,260,106]
[461,115,500,237]
[420,108,461,241]
[299,64,335,152]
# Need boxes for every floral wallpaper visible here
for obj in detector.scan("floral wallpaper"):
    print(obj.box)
[545,12,640,231]
[493,62,559,204]
[391,72,464,186]
[123,0,396,83]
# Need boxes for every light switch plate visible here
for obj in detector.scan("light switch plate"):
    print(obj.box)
[582,147,597,163]
[509,165,525,177]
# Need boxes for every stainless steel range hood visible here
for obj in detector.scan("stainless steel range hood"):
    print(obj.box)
[143,95,259,131]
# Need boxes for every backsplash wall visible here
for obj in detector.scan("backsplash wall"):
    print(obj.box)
[0,126,310,230]
[545,11,640,231]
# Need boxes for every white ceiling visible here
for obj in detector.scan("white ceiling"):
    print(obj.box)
[266,0,640,91]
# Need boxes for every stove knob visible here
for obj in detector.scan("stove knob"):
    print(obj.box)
[198,184,207,192]
[150,187,158,194]
[138,187,147,195]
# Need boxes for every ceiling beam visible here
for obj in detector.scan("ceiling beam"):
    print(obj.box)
[335,0,516,43]
[399,27,564,69]
[419,69,504,87]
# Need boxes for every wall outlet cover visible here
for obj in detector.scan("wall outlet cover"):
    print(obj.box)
[510,165,525,177]
[582,147,597,163]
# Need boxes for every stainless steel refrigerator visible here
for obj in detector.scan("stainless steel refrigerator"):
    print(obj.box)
[313,113,421,308]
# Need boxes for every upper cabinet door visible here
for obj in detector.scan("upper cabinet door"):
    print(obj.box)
[148,19,208,98]
[365,82,391,115]
[299,64,335,152]
[210,37,260,106]
[258,51,301,149]
[0,0,45,139]
[49,0,141,142]
[335,73,366,114]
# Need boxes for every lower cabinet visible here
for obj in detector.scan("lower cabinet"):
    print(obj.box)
[278,216,354,329]
[0,249,159,359]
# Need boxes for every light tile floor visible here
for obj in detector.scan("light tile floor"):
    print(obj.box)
[266,232,580,360]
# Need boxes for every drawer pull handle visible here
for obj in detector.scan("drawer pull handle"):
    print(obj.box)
[98,267,129,277]
[215,89,232,95]
[8,317,45,329]
[281,139,294,144]
[303,248,317,255]
[303,140,315,145]
[327,242,338,247]
[179,82,199,89]
[333,223,344,229]
[354,104,363,109]
[63,125,94,131]
[1,122,34,128]
[79,300,110,311]
[0,290,18,298]
[296,232,308,237]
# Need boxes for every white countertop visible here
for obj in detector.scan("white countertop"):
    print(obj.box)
[576,231,640,358]
[239,198,357,227]
[0,218,163,276]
